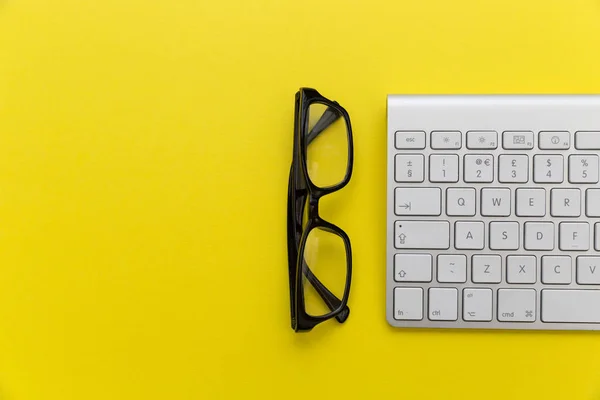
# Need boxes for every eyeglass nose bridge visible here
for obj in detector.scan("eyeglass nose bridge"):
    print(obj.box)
[307,195,320,219]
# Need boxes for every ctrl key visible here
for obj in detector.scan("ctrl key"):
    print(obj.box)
[394,287,423,320]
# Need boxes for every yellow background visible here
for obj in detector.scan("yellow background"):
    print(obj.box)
[1,0,600,399]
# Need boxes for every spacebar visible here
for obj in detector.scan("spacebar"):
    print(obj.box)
[542,290,600,323]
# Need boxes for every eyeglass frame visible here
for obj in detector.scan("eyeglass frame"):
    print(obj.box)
[287,87,354,332]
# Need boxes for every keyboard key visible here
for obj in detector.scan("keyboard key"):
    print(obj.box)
[575,131,600,149]
[498,155,528,183]
[597,223,600,251]
[559,222,590,251]
[481,188,511,216]
[394,221,450,249]
[576,256,600,284]
[455,221,484,250]
[539,131,570,149]
[394,187,441,216]
[541,256,572,284]
[463,288,493,322]
[467,131,497,149]
[395,154,424,182]
[428,288,458,321]
[464,154,494,183]
[516,188,546,217]
[437,254,467,283]
[503,131,534,149]
[569,155,599,183]
[534,155,564,183]
[394,287,423,320]
[489,222,519,250]
[587,189,600,217]
[431,131,461,149]
[429,154,459,182]
[550,188,581,217]
[506,255,536,284]
[524,222,554,250]
[541,289,600,323]
[498,289,536,322]
[446,188,476,216]
[472,255,502,283]
[395,131,426,149]
[394,254,432,282]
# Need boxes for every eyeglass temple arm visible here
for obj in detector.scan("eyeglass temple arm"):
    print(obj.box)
[306,105,341,145]
[302,259,350,323]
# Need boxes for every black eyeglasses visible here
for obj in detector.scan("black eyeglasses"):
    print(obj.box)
[287,87,353,332]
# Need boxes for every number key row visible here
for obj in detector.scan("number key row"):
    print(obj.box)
[394,153,600,183]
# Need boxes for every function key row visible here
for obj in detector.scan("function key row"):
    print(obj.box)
[395,130,600,150]
[394,153,600,183]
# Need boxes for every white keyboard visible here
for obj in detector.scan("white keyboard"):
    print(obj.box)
[386,95,600,330]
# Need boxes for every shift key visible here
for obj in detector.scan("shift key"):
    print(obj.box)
[394,221,450,249]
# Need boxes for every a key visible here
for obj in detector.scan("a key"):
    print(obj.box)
[576,256,600,284]
[575,131,600,150]
[597,223,600,251]
[541,256,572,284]
[394,187,441,216]
[539,131,570,150]
[394,221,450,249]
[541,290,600,323]
[524,222,554,250]
[471,255,502,283]
[569,155,599,184]
[534,154,564,183]
[464,154,494,183]
[550,188,581,217]
[498,155,528,183]
[467,131,497,149]
[455,221,484,250]
[516,188,546,217]
[463,288,493,322]
[437,254,467,283]
[498,289,536,322]
[503,131,534,149]
[446,188,476,216]
[587,189,600,217]
[395,131,426,149]
[489,221,519,250]
[394,254,432,282]
[395,154,424,182]
[428,288,458,321]
[394,287,423,320]
[481,188,511,216]
[506,255,537,284]
[431,131,461,149]
[559,222,590,251]
[429,154,459,182]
